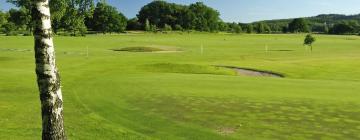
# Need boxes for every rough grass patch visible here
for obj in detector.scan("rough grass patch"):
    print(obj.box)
[141,63,237,76]
[112,47,165,52]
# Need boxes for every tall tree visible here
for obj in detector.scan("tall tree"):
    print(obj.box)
[137,1,221,31]
[61,7,87,36]
[255,22,266,33]
[76,0,95,15]
[304,34,316,52]
[31,0,66,139]
[288,18,310,33]
[92,2,127,33]
[6,0,33,32]
[246,24,254,33]
[329,23,355,35]
[126,18,142,30]
[7,8,31,30]
[137,1,178,28]
[0,11,8,28]
[7,0,68,33]
[7,0,32,9]
[188,2,220,31]
[49,0,68,33]
[228,22,242,33]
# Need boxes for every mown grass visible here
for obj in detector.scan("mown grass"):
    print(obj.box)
[0,33,360,139]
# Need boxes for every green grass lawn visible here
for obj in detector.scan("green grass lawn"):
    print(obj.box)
[1,33,360,140]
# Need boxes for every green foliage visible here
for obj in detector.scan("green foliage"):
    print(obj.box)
[7,8,31,30]
[0,11,7,33]
[174,24,183,31]
[137,1,221,32]
[92,2,127,33]
[254,22,269,33]
[217,22,229,32]
[61,8,87,36]
[49,0,68,33]
[188,2,220,32]
[163,24,172,31]
[329,21,359,35]
[258,14,360,33]
[76,0,95,15]
[304,34,316,51]
[228,23,242,33]
[324,24,329,33]
[138,1,182,28]
[288,18,310,33]
[282,26,288,33]
[3,22,17,35]
[265,24,271,33]
[0,11,7,27]
[6,0,360,35]
[245,24,254,33]
[126,18,142,30]
[304,34,316,46]
[6,0,32,9]
[144,19,151,31]
[150,24,157,32]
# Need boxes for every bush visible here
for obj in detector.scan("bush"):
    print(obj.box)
[163,24,172,31]
[304,34,316,52]
[304,34,316,46]
[174,24,183,31]
[22,32,32,36]
[329,23,354,35]
[3,22,17,36]
[150,24,157,33]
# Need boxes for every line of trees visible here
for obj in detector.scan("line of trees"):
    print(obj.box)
[1,0,127,36]
[261,14,360,35]
[1,1,360,36]
[0,0,264,35]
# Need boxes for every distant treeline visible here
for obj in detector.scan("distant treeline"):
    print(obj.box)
[258,14,360,35]
[1,0,360,36]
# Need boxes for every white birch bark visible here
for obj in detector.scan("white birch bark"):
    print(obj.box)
[32,0,66,139]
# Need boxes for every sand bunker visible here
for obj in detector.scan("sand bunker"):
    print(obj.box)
[216,66,284,78]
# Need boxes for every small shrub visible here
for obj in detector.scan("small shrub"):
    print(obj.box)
[3,22,17,36]
[304,34,316,46]
[150,24,157,33]
[174,24,183,31]
[163,24,172,31]
[23,32,32,36]
[304,34,316,52]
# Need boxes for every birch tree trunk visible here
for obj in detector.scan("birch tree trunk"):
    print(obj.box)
[32,0,66,139]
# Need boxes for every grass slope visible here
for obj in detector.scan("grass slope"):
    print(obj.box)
[0,33,360,139]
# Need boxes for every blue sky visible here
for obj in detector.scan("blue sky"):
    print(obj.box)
[1,0,360,23]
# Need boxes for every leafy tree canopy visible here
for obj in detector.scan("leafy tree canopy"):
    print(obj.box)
[92,2,127,33]
[288,18,310,33]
